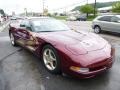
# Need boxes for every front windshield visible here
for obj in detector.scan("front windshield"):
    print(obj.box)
[32,19,70,32]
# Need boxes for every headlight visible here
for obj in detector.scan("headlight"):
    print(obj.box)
[70,66,89,73]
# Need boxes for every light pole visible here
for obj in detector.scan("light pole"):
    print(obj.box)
[94,0,96,17]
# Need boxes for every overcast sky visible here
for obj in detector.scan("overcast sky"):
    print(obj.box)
[0,0,118,15]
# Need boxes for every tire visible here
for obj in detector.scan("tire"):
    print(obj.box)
[42,45,61,74]
[10,33,17,46]
[94,26,101,34]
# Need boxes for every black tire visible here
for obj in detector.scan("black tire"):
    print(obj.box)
[42,45,61,74]
[10,33,17,46]
[94,26,101,34]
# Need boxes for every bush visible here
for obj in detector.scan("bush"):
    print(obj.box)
[112,1,120,13]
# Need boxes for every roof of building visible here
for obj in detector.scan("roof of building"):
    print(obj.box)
[98,6,112,11]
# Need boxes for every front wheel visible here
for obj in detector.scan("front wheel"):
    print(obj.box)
[42,45,61,74]
[94,26,101,34]
[10,33,17,46]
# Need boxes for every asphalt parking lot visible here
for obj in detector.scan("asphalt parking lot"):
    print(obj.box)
[0,21,120,90]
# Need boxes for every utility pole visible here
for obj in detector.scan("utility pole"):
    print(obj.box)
[43,0,45,15]
[86,0,88,18]
[94,0,97,17]
[87,0,88,5]
[24,8,27,16]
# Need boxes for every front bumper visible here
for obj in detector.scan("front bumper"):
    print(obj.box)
[64,55,115,79]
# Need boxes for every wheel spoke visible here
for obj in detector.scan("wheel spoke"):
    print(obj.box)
[45,61,50,65]
[49,61,55,70]
[44,53,49,58]
[48,49,56,61]
[49,53,56,61]
[48,49,51,56]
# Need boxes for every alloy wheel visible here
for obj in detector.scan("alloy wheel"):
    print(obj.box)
[94,26,101,34]
[10,33,15,45]
[43,48,57,70]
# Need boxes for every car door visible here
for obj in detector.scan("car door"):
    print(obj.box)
[110,16,120,33]
[98,16,112,31]
[15,20,28,46]
[19,20,38,51]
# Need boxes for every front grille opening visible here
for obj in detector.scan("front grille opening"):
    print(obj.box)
[89,65,106,71]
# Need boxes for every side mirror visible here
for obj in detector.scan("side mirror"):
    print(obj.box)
[26,26,32,31]
[20,24,25,27]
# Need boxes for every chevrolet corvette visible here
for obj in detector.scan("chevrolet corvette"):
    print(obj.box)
[9,17,115,78]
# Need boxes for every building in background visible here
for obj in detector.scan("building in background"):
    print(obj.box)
[12,11,15,16]
[98,6,112,13]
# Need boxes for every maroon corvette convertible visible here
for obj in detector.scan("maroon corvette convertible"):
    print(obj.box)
[9,17,115,78]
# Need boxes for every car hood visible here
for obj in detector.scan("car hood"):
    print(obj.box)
[35,30,108,55]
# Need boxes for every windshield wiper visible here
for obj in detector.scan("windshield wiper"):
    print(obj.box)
[37,31,55,32]
[36,30,67,32]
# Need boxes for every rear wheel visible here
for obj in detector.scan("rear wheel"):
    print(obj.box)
[42,45,61,74]
[10,33,17,46]
[94,26,101,34]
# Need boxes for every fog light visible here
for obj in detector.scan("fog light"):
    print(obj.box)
[70,66,89,73]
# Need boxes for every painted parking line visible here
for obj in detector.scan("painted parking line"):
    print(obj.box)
[0,22,10,32]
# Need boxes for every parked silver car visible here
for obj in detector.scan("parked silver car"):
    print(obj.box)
[92,15,120,33]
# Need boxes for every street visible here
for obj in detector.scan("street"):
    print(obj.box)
[0,21,120,90]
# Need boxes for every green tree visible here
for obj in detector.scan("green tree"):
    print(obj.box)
[112,1,120,13]
[47,13,51,16]
[0,9,5,16]
[54,12,58,16]
[80,4,95,17]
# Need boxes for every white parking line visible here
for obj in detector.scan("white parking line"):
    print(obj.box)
[40,84,45,90]
[0,22,10,32]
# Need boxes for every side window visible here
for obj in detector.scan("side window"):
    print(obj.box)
[98,16,112,22]
[20,20,32,31]
[20,20,30,27]
[111,16,120,22]
[20,20,26,27]
[25,21,30,27]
